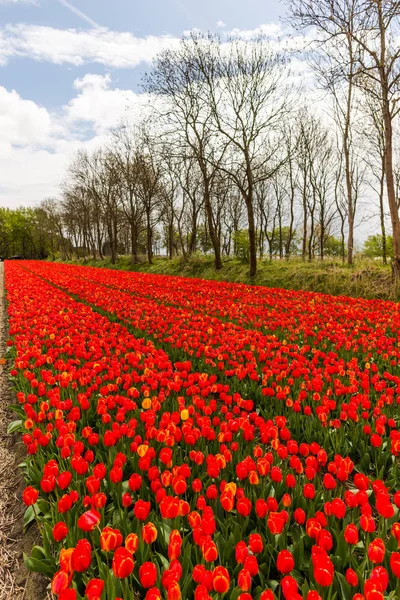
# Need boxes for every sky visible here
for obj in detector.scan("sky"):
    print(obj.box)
[0,0,289,209]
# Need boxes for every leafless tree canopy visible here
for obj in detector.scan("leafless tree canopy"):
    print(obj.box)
[14,24,400,275]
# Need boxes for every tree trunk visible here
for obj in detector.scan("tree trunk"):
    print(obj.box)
[131,222,138,264]
[168,222,174,260]
[278,210,283,260]
[204,182,222,270]
[177,218,187,262]
[379,160,387,265]
[308,210,314,263]
[286,172,295,259]
[245,195,257,277]
[347,210,354,265]
[383,106,400,279]
[146,208,153,265]
[341,218,345,264]
[382,89,400,276]
[188,210,198,254]
[96,220,103,260]
[302,188,307,262]
[377,6,400,277]
[344,40,355,266]
[320,224,324,261]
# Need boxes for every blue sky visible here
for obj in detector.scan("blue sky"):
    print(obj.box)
[0,0,288,209]
[0,0,291,214]
[0,0,381,243]
[0,0,284,106]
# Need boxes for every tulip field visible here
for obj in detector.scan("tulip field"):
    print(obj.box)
[6,260,400,600]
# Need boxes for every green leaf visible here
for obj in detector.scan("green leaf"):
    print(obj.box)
[7,419,22,434]
[36,499,50,515]
[335,571,352,600]
[23,553,54,575]
[223,532,235,563]
[23,505,35,530]
[155,552,170,571]
[227,586,242,600]
[335,531,348,562]
[31,546,47,560]
[293,537,305,569]
[268,580,280,591]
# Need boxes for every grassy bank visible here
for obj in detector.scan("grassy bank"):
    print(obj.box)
[53,255,399,301]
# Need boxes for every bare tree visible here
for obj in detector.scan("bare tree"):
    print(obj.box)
[360,92,388,263]
[110,125,146,263]
[178,155,204,255]
[289,1,359,263]
[143,38,225,269]
[190,33,291,276]
[287,0,400,274]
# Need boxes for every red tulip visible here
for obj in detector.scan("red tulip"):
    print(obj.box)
[260,592,275,600]
[390,552,400,578]
[142,522,158,544]
[277,550,294,574]
[144,589,162,600]
[72,539,92,572]
[212,566,230,594]
[85,579,105,600]
[100,526,123,551]
[22,486,39,506]
[139,562,157,588]
[368,539,385,564]
[281,576,298,599]
[59,590,77,600]
[112,547,134,578]
[166,582,181,600]
[344,524,359,545]
[77,509,101,532]
[237,569,251,591]
[248,533,263,554]
[51,571,71,595]
[202,538,218,562]
[235,541,248,564]
[346,568,358,587]
[125,533,139,553]
[52,521,68,542]
[370,566,389,591]
[133,500,151,521]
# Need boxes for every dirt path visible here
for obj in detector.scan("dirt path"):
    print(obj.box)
[0,263,48,600]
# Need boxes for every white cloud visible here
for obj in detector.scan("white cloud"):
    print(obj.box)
[65,73,153,133]
[0,86,53,146]
[0,23,310,69]
[216,20,226,28]
[0,147,66,207]
[229,23,285,39]
[0,74,157,208]
[0,21,315,211]
[0,24,179,68]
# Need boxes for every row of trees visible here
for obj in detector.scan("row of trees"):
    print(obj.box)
[0,207,58,259]
[0,202,388,262]
[52,112,368,267]
[8,1,400,275]
[286,0,400,274]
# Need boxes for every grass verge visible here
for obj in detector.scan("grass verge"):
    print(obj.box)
[54,255,398,301]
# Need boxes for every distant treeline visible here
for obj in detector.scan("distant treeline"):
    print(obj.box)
[0,205,391,264]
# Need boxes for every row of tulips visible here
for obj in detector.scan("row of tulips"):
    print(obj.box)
[22,261,400,478]
[5,260,400,599]
[26,261,400,355]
